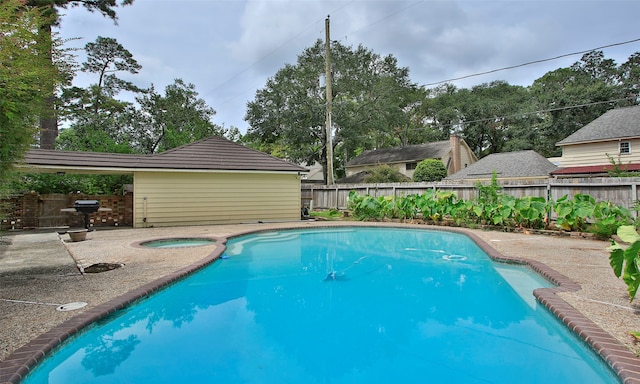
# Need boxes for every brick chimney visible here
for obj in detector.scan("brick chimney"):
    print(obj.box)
[450,134,461,174]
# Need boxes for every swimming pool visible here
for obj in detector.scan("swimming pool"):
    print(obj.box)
[22,227,619,383]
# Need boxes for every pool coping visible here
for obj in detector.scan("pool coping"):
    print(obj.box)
[1,223,639,383]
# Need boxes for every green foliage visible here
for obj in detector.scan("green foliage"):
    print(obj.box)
[347,183,632,239]
[363,165,411,183]
[412,159,447,182]
[347,191,386,220]
[0,1,60,180]
[514,196,549,229]
[245,39,422,184]
[608,226,640,301]
[134,79,227,153]
[606,154,640,177]
[310,209,343,220]
[9,173,132,195]
[590,201,633,239]
[553,194,596,231]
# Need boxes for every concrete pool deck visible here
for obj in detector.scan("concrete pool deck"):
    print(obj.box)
[1,221,640,383]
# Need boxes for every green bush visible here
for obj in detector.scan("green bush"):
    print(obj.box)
[412,159,447,182]
[364,164,411,183]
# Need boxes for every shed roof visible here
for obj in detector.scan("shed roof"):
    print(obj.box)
[346,140,450,167]
[19,135,307,174]
[557,105,640,146]
[550,163,640,176]
[446,150,558,180]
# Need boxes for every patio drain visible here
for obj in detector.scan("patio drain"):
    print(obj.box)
[82,263,124,273]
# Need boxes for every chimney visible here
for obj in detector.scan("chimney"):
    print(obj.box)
[450,134,461,174]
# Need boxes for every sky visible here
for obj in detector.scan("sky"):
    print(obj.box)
[57,0,640,133]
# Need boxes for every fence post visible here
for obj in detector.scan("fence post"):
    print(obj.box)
[632,183,638,219]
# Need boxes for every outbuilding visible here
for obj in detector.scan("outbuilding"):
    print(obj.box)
[18,136,308,227]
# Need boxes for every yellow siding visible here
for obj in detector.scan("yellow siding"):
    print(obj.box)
[133,171,301,227]
[559,139,640,167]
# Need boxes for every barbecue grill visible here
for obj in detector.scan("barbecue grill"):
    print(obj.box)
[73,200,100,230]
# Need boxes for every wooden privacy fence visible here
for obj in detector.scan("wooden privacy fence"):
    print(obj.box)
[302,177,640,215]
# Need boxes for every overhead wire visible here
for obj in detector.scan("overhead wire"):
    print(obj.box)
[423,38,640,86]
[201,1,639,128]
[205,0,356,102]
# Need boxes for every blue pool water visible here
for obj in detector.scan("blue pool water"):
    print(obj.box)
[23,227,619,383]
[139,238,216,248]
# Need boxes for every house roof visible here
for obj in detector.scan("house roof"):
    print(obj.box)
[336,171,369,184]
[446,150,558,180]
[551,163,640,176]
[19,135,308,174]
[346,140,450,167]
[557,105,640,146]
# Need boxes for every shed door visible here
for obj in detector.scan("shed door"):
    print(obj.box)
[39,194,71,228]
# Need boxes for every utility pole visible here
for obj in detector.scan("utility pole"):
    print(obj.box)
[325,15,334,185]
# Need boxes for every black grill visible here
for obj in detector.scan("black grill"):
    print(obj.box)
[73,200,100,229]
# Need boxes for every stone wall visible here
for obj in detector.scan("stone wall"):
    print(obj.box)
[1,192,133,230]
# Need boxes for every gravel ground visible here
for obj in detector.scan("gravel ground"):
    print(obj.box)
[1,222,639,364]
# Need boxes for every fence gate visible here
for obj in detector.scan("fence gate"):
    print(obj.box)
[38,194,71,228]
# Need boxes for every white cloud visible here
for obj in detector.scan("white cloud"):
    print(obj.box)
[56,0,640,131]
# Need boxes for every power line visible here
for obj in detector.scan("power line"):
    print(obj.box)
[345,0,424,36]
[423,38,640,86]
[204,1,356,99]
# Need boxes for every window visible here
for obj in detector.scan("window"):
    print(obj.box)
[620,141,631,154]
[406,162,418,171]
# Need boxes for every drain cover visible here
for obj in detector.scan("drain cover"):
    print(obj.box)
[56,302,88,311]
[83,263,124,273]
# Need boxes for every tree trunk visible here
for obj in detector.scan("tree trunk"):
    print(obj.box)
[38,23,57,149]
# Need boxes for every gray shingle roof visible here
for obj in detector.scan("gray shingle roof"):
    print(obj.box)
[346,140,450,166]
[446,150,557,180]
[557,105,640,145]
[20,135,307,173]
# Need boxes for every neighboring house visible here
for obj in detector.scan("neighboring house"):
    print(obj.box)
[18,136,308,227]
[550,105,640,177]
[446,150,558,182]
[300,161,325,183]
[342,135,477,182]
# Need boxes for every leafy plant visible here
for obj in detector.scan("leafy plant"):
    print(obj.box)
[553,194,596,231]
[590,201,633,239]
[347,191,388,220]
[514,196,549,229]
[608,225,640,301]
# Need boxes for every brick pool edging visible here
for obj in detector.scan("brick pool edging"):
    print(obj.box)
[1,223,639,383]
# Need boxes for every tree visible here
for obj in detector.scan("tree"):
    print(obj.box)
[25,0,134,149]
[619,52,640,102]
[133,79,226,153]
[245,40,420,183]
[530,50,627,157]
[412,159,447,182]
[0,0,61,180]
[81,36,143,114]
[58,36,142,153]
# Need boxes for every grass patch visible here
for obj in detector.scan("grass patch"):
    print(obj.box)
[310,209,345,220]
